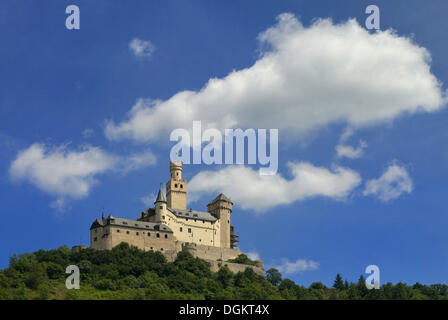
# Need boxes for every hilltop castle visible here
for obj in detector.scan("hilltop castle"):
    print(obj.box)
[89,161,263,275]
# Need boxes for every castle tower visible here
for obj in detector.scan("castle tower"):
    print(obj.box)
[166,161,187,210]
[207,193,233,248]
[154,185,167,222]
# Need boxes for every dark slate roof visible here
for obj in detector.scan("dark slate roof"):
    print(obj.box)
[167,208,217,222]
[90,218,104,230]
[91,216,173,233]
[208,193,233,205]
[139,208,155,220]
[155,187,166,203]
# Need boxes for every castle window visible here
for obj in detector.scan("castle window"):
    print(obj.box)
[162,216,165,219]
[161,248,164,251]
[126,231,130,234]
[180,184,183,188]
[175,184,178,188]
[164,234,168,239]
[94,229,97,233]
[136,232,139,236]
[188,228,191,233]
[159,206,163,210]
[148,233,150,237]
[156,233,160,238]
[94,237,97,241]
[117,229,120,233]
[180,227,182,232]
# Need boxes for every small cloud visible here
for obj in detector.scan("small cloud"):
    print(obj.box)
[129,38,155,58]
[82,128,94,139]
[275,258,319,275]
[247,251,260,261]
[336,141,367,159]
[363,164,413,202]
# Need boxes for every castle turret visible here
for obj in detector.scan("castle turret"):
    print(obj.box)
[166,161,187,210]
[154,185,167,222]
[207,193,233,248]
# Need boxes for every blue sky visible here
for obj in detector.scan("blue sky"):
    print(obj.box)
[1,0,448,287]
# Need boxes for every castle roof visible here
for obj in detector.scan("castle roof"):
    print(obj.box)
[90,215,173,233]
[154,186,166,203]
[208,193,233,205]
[167,207,218,222]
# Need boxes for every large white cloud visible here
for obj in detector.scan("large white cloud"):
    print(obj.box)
[9,143,156,209]
[105,13,445,142]
[363,164,413,202]
[188,162,361,212]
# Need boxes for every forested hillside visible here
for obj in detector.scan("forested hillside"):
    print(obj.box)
[0,243,446,300]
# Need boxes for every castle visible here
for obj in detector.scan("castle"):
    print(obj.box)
[89,161,264,275]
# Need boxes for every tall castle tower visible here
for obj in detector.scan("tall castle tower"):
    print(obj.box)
[166,161,187,210]
[207,194,233,248]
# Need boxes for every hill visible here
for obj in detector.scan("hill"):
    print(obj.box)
[0,243,447,300]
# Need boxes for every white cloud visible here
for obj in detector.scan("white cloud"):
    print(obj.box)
[363,164,413,201]
[118,150,157,174]
[129,38,155,58]
[9,143,157,209]
[336,141,367,159]
[106,13,445,143]
[140,192,156,207]
[247,251,261,261]
[275,258,319,275]
[188,162,361,212]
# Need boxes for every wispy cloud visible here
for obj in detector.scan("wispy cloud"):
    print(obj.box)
[363,164,413,201]
[275,258,319,275]
[336,141,367,159]
[129,38,155,58]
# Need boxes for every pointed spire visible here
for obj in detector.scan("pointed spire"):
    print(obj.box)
[102,208,105,220]
[155,184,166,203]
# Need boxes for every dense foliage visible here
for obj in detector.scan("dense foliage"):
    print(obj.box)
[227,254,259,266]
[0,244,447,300]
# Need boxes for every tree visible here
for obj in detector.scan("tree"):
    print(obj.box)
[357,275,368,298]
[333,273,345,291]
[266,268,282,286]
